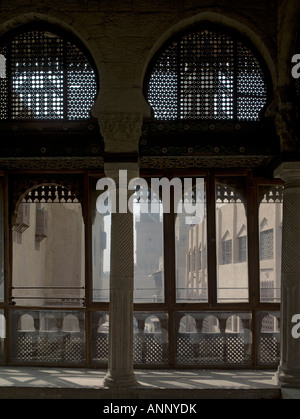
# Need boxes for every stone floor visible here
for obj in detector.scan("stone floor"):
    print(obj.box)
[0,367,285,399]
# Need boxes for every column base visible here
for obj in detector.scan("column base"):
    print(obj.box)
[276,366,300,388]
[103,370,139,388]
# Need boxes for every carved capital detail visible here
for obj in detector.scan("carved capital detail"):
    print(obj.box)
[98,113,143,153]
[267,90,297,152]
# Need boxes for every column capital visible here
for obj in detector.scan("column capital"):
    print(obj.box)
[98,112,143,154]
[274,162,300,183]
[266,88,297,152]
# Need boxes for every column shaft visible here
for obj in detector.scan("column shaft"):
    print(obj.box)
[103,164,138,388]
[275,162,300,387]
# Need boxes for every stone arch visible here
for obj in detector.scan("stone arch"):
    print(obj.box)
[98,314,109,333]
[226,315,244,333]
[18,313,35,332]
[62,314,80,333]
[261,314,279,332]
[144,315,161,334]
[179,315,197,334]
[202,315,220,333]
[0,10,104,87]
[0,20,100,123]
[142,11,276,93]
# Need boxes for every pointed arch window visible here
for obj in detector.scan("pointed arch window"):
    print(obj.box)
[145,26,269,121]
[0,25,98,120]
[12,184,85,307]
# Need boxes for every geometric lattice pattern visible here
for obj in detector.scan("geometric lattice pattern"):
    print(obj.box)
[175,312,252,367]
[177,335,199,364]
[198,335,224,365]
[10,310,280,367]
[37,335,63,362]
[144,335,165,364]
[95,334,109,363]
[133,334,168,365]
[177,335,248,366]
[64,334,84,363]
[0,29,97,121]
[133,336,144,364]
[10,310,85,364]
[14,332,85,364]
[258,334,280,365]
[17,333,35,361]
[226,335,245,363]
[147,28,267,121]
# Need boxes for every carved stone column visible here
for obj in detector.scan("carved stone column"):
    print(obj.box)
[274,162,300,387]
[102,162,138,388]
[98,113,142,388]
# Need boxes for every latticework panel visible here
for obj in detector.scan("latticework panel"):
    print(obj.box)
[0,28,97,121]
[95,334,109,363]
[144,335,165,364]
[37,334,63,363]
[175,312,252,367]
[226,334,246,364]
[237,43,267,120]
[198,335,224,365]
[11,31,64,120]
[133,335,144,363]
[67,42,97,120]
[257,312,280,366]
[258,333,280,365]
[176,334,199,364]
[64,334,84,363]
[0,45,8,120]
[147,43,178,120]
[147,28,268,121]
[16,333,36,361]
[11,310,86,364]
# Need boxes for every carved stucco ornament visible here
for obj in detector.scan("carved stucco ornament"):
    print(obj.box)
[98,113,143,154]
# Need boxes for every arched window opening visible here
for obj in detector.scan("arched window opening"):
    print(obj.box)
[179,315,197,334]
[134,188,164,303]
[175,177,207,303]
[258,313,280,365]
[92,194,111,303]
[258,185,283,303]
[216,178,248,303]
[202,315,220,333]
[226,315,243,333]
[12,184,85,307]
[62,314,81,333]
[18,313,35,332]
[0,25,98,121]
[145,26,269,121]
[261,314,279,333]
[144,315,161,334]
